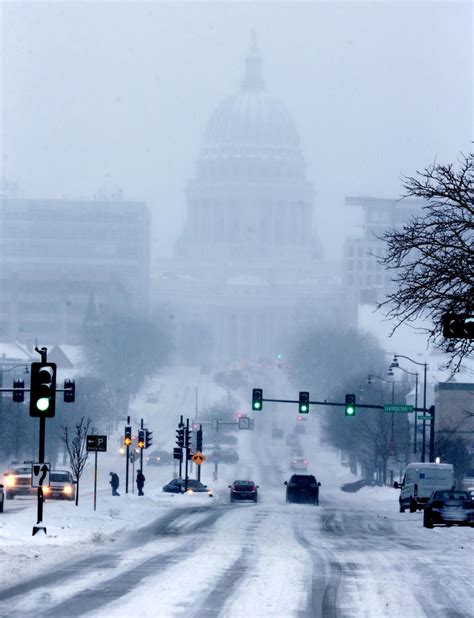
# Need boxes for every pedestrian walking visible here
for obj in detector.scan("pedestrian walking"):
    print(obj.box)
[109,471,120,496]
[136,470,145,496]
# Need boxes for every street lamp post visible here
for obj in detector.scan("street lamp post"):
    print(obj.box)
[390,355,428,462]
[390,364,419,454]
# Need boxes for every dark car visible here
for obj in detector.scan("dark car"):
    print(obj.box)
[229,480,259,503]
[0,483,4,513]
[162,478,213,496]
[146,450,174,466]
[285,474,321,505]
[423,490,474,528]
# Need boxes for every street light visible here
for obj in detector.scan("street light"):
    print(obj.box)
[390,354,428,462]
[390,363,419,454]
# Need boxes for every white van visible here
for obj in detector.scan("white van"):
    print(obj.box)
[394,463,454,512]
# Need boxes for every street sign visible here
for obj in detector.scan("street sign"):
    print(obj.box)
[417,415,433,421]
[31,462,50,488]
[383,404,414,413]
[191,451,206,465]
[86,435,108,452]
[238,416,251,430]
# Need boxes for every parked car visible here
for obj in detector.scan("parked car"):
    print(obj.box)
[146,450,174,466]
[3,464,36,499]
[43,470,75,501]
[290,457,308,472]
[423,490,474,528]
[285,475,321,505]
[229,480,259,503]
[162,479,213,496]
[394,463,454,512]
[272,428,284,439]
[0,483,4,513]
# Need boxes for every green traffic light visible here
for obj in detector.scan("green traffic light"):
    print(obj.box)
[346,405,355,416]
[300,405,308,413]
[253,402,261,410]
[36,397,50,412]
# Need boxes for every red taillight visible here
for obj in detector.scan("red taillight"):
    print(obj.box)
[251,486,256,491]
[304,460,308,464]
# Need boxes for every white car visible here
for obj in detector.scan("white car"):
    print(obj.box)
[43,470,76,501]
[290,457,308,472]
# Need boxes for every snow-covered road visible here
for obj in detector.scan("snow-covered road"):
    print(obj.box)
[0,367,472,617]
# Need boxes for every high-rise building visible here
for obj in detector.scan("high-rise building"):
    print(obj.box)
[0,197,150,343]
[154,40,349,363]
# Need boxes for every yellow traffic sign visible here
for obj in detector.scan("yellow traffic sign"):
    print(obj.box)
[191,451,206,465]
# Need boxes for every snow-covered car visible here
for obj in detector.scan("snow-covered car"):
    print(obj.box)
[285,475,321,505]
[0,483,4,513]
[42,470,75,501]
[229,480,259,503]
[162,479,213,496]
[3,464,35,499]
[423,490,474,528]
[290,457,308,472]
[145,450,173,466]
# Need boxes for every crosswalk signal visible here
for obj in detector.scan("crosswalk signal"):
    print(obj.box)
[124,426,132,446]
[299,391,310,414]
[345,394,356,417]
[145,429,153,449]
[252,388,263,411]
[13,379,25,403]
[30,362,57,418]
[138,430,145,449]
[64,379,75,403]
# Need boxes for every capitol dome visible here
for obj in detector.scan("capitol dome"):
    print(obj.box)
[196,39,306,181]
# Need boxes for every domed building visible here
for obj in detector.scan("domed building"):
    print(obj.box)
[154,39,350,363]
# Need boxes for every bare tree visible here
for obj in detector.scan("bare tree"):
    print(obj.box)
[379,151,473,368]
[62,417,93,505]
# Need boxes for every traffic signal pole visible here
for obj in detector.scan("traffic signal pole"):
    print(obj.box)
[184,418,190,492]
[33,346,48,536]
[140,418,144,473]
[125,416,130,495]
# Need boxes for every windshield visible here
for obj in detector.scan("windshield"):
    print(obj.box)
[50,473,71,483]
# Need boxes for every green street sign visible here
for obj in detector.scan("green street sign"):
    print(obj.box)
[417,415,433,421]
[383,404,414,413]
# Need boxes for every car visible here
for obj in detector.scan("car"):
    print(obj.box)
[162,478,213,496]
[229,480,259,503]
[272,428,284,439]
[423,490,474,528]
[146,450,174,466]
[3,464,36,499]
[0,483,4,513]
[395,463,455,512]
[43,470,75,501]
[290,457,308,472]
[285,474,321,505]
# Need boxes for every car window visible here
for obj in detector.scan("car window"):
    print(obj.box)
[291,475,316,484]
[50,473,71,482]
[234,480,253,486]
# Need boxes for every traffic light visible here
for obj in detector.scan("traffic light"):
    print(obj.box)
[145,429,153,449]
[176,427,185,448]
[64,379,75,403]
[345,394,356,417]
[124,425,132,446]
[137,430,145,449]
[13,379,25,403]
[442,313,474,339]
[252,388,263,411]
[29,362,57,418]
[299,391,310,414]
[196,428,203,452]
[173,447,183,461]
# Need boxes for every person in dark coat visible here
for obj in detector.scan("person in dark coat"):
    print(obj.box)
[136,470,145,496]
[109,472,120,496]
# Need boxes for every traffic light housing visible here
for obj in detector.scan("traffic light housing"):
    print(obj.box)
[299,391,310,414]
[176,427,185,448]
[442,313,474,339]
[13,379,25,403]
[145,429,153,449]
[196,428,203,452]
[345,394,356,417]
[252,388,263,411]
[29,362,57,418]
[64,379,75,403]
[138,430,145,449]
[124,425,132,446]
[185,428,192,450]
[173,447,183,461]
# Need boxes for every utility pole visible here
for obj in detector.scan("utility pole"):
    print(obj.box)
[140,418,144,473]
[184,417,190,492]
[126,416,130,494]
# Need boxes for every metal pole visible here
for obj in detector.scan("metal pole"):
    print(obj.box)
[195,387,198,420]
[422,364,427,463]
[125,415,130,494]
[132,455,135,493]
[140,418,144,474]
[391,381,395,440]
[184,418,189,492]
[93,451,98,511]
[414,373,419,454]
[429,406,436,462]
[35,416,46,532]
[179,415,183,480]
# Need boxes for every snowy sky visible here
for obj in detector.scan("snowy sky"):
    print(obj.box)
[1,1,472,264]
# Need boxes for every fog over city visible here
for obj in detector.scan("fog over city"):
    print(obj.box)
[2,2,471,259]
[0,3,473,617]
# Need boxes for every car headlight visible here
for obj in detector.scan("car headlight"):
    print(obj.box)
[4,476,15,488]
[186,489,194,494]
[43,486,50,494]
[119,448,125,455]
[63,485,73,495]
